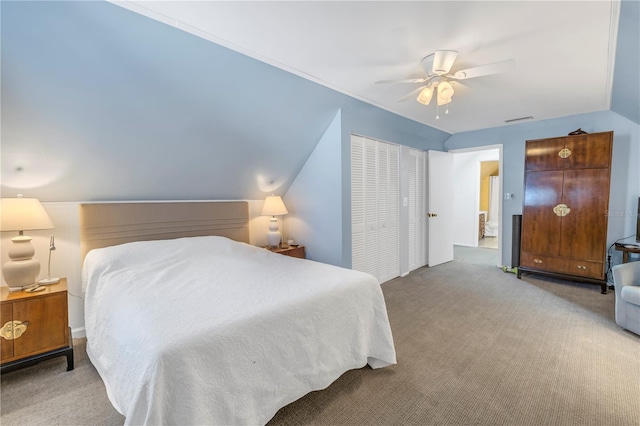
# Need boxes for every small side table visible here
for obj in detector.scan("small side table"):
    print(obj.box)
[615,244,640,263]
[1,278,74,373]
[268,245,306,259]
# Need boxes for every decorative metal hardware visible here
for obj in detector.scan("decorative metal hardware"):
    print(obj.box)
[558,148,572,158]
[577,265,587,270]
[533,259,543,264]
[427,213,438,217]
[553,204,571,217]
[0,320,29,340]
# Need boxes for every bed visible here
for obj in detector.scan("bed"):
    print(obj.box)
[80,201,396,425]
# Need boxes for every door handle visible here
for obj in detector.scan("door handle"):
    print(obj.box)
[0,320,29,340]
[553,204,570,217]
[427,213,438,217]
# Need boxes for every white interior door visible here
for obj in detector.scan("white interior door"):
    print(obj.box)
[408,148,426,271]
[427,150,454,266]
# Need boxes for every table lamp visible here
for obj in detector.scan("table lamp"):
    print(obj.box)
[1,195,54,289]
[261,195,288,248]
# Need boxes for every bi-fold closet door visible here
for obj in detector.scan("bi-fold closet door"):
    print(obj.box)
[351,135,400,284]
[407,148,427,271]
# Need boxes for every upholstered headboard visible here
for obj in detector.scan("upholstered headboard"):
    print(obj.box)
[79,201,250,260]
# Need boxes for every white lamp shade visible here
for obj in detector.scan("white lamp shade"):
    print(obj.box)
[416,87,434,105]
[436,81,454,106]
[261,195,288,216]
[1,197,54,232]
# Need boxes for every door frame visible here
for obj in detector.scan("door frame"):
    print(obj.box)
[448,144,504,267]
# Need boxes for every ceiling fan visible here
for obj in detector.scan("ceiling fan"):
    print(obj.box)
[377,50,515,118]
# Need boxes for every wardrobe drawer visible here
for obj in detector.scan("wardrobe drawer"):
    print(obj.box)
[520,252,570,274]
[521,252,604,280]
[569,259,604,279]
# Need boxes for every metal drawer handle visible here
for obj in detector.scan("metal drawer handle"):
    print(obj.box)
[533,259,543,264]
[577,265,587,270]
[0,320,29,340]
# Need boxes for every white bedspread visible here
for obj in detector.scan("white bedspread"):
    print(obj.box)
[83,236,396,425]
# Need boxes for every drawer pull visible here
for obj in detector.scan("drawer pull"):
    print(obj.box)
[577,265,587,270]
[0,320,29,340]
[533,259,543,264]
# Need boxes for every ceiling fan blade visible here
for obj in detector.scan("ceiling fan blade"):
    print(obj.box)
[432,50,458,75]
[376,78,427,84]
[452,58,515,80]
[396,85,426,102]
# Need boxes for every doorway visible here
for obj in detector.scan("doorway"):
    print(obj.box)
[449,145,503,267]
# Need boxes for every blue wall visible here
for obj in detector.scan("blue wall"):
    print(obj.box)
[284,111,343,266]
[611,0,640,125]
[1,1,448,203]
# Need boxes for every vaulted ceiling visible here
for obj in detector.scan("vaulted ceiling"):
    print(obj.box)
[113,0,637,134]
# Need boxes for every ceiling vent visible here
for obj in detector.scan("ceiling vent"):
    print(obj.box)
[505,116,534,123]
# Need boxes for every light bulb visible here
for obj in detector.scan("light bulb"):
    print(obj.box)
[416,87,433,105]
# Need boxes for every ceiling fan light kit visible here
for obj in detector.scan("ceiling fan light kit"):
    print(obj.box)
[378,49,515,120]
[436,81,454,105]
[417,87,433,105]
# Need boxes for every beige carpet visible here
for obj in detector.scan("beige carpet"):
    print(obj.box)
[2,256,639,425]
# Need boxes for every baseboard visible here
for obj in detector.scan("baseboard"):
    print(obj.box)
[71,327,86,339]
[400,272,409,278]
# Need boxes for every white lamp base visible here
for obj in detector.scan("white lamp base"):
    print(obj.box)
[2,235,40,288]
[266,217,282,247]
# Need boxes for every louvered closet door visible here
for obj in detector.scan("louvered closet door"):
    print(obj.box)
[351,135,400,284]
[351,135,366,273]
[378,143,400,283]
[364,138,379,278]
[408,149,426,271]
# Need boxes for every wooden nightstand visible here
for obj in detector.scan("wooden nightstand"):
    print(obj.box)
[269,245,306,259]
[1,278,74,373]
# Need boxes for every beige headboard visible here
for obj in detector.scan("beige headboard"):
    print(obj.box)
[79,201,250,260]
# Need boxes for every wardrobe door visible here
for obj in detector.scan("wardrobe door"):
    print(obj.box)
[525,138,566,171]
[565,133,612,169]
[521,170,564,256]
[559,168,610,262]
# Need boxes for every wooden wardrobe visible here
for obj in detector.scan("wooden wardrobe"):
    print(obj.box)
[517,131,613,293]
